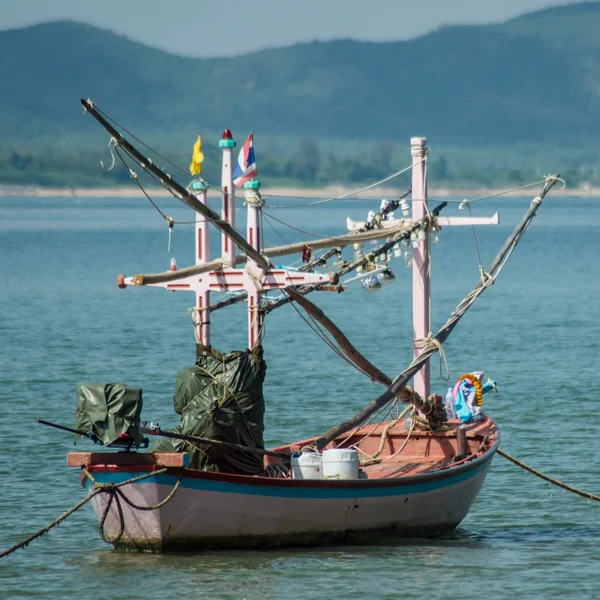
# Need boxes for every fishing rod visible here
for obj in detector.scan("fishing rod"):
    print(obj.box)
[37,418,288,459]
[141,424,290,459]
[36,418,149,448]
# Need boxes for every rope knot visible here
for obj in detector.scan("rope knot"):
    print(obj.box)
[544,174,566,190]
[413,333,450,381]
[243,190,264,207]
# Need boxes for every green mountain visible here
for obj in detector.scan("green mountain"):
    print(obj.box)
[1,2,600,186]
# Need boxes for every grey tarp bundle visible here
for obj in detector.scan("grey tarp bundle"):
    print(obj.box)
[155,347,266,474]
[74,383,144,447]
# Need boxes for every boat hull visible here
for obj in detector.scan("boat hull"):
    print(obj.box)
[86,445,495,552]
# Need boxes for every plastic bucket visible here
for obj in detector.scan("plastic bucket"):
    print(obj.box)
[322,448,359,480]
[290,452,323,480]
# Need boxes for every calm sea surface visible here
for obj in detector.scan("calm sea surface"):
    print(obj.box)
[1,192,599,599]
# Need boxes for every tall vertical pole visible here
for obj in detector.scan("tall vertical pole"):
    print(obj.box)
[244,180,262,349]
[219,130,237,265]
[411,136,430,400]
[192,180,210,348]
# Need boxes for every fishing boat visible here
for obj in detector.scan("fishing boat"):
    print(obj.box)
[63,99,560,552]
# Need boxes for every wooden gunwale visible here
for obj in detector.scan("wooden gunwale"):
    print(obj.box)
[77,428,499,490]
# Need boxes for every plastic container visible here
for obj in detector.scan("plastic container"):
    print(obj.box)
[322,448,360,480]
[445,387,456,419]
[290,452,323,480]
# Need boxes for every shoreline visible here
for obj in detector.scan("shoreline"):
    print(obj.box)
[0,183,597,199]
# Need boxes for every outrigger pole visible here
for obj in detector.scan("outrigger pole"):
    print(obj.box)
[81,99,270,270]
[83,102,336,349]
[262,201,448,314]
[314,175,561,450]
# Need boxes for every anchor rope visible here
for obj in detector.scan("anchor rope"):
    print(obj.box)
[0,467,183,558]
[498,449,600,502]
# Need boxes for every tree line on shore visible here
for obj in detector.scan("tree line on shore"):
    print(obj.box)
[0,138,593,189]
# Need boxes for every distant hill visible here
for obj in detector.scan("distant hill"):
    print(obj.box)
[1,3,600,187]
[1,3,600,145]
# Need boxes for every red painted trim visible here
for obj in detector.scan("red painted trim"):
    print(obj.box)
[249,295,255,347]
[197,229,203,261]
[83,418,499,491]
[223,186,230,252]
[167,284,191,289]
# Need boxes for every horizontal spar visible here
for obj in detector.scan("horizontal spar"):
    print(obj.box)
[128,225,408,286]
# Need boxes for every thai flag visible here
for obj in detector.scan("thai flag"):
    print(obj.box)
[233,134,257,187]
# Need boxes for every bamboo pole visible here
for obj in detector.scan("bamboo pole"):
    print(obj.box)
[314,177,560,451]
[81,99,269,269]
[262,202,447,314]
[142,427,289,459]
[131,224,408,286]
[286,289,392,386]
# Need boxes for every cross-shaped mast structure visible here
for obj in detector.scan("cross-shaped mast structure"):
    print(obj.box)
[118,131,333,351]
[346,137,500,401]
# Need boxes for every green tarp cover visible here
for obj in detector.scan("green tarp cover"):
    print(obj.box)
[156,347,266,474]
[74,383,143,447]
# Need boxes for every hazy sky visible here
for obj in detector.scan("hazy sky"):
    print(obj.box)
[1,0,574,57]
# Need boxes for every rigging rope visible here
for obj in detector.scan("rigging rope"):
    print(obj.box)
[449,176,566,205]
[264,159,423,209]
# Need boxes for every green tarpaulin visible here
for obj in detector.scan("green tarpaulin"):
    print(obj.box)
[74,383,144,447]
[155,347,266,474]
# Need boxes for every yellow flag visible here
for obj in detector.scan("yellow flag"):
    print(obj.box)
[189,134,204,175]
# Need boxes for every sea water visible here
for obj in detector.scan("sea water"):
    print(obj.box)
[1,193,599,599]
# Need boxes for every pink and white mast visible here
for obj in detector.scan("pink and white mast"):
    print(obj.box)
[220,130,237,266]
[244,180,264,349]
[192,180,210,347]
[117,130,333,352]
[411,137,430,399]
[343,137,499,399]
[408,137,498,399]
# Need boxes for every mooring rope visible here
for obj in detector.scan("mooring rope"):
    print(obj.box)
[498,449,600,502]
[0,467,183,558]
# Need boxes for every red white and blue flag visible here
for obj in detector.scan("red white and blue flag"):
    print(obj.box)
[233,134,257,187]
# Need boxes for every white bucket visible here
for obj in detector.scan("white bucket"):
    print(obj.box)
[322,448,360,480]
[290,452,323,480]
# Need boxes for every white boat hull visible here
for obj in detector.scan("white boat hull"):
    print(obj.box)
[87,447,495,551]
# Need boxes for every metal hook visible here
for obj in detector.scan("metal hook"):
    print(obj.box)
[100,137,117,172]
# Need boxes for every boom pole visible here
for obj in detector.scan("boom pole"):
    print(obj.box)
[81,99,269,270]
